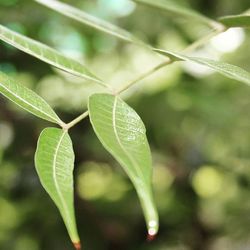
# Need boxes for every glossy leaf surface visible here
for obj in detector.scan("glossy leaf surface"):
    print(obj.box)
[154,49,250,86]
[35,0,146,46]
[0,24,101,83]
[35,128,80,247]
[219,14,250,27]
[89,93,159,236]
[0,71,63,125]
[134,0,217,27]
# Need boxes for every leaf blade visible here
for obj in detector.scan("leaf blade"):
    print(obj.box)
[0,71,63,124]
[219,14,250,27]
[154,49,250,86]
[88,93,159,235]
[0,24,102,83]
[34,0,146,46]
[134,0,218,28]
[35,128,80,246]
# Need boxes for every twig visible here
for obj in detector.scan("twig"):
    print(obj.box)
[64,23,227,129]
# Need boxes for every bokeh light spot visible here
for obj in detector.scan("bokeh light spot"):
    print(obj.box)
[211,28,245,53]
[77,162,129,201]
[192,166,223,198]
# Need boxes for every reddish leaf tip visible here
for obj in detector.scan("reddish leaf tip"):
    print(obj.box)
[73,242,82,250]
[147,223,158,242]
[147,232,157,242]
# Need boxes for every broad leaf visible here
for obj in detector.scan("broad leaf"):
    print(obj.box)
[0,71,63,125]
[88,93,159,236]
[0,24,102,84]
[35,128,80,249]
[34,0,146,46]
[154,49,250,86]
[219,14,250,27]
[134,0,218,28]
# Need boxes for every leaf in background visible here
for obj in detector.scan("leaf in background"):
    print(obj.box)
[34,0,147,47]
[134,0,219,28]
[35,128,81,249]
[88,93,159,236]
[154,49,250,86]
[0,71,63,125]
[219,14,250,27]
[0,24,103,84]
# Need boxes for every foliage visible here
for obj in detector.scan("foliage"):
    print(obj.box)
[0,0,250,249]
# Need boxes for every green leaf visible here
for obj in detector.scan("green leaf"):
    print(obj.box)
[0,71,63,125]
[134,0,218,28]
[154,49,250,86]
[0,24,102,84]
[88,93,159,236]
[219,14,250,27]
[34,0,146,47]
[35,128,80,248]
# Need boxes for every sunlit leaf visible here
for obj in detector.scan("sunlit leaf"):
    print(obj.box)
[34,0,147,47]
[0,71,63,125]
[35,128,81,249]
[134,0,218,28]
[0,24,103,84]
[154,49,250,86]
[88,93,159,236]
[219,14,250,27]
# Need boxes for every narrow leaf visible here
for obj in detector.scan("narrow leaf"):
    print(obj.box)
[34,0,146,46]
[219,14,250,27]
[154,49,250,86]
[134,0,218,28]
[0,71,63,125]
[0,24,102,84]
[88,93,159,236]
[35,128,80,248]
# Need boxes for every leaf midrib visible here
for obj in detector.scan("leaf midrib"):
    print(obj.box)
[53,131,72,227]
[0,26,98,82]
[0,81,60,123]
[35,0,137,44]
[112,96,146,184]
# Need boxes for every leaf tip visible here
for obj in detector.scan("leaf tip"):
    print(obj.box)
[73,242,82,250]
[147,220,158,241]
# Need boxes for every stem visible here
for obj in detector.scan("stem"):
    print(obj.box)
[64,111,89,131]
[116,59,171,94]
[96,79,115,93]
[65,22,227,129]
[183,27,227,53]
[209,19,227,31]
[117,25,226,94]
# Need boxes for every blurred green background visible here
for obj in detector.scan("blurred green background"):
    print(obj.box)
[1,0,250,249]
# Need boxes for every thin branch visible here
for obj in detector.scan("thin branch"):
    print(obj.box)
[117,26,226,94]
[66,24,227,129]
[63,111,89,130]
[116,59,171,94]
[183,27,227,53]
